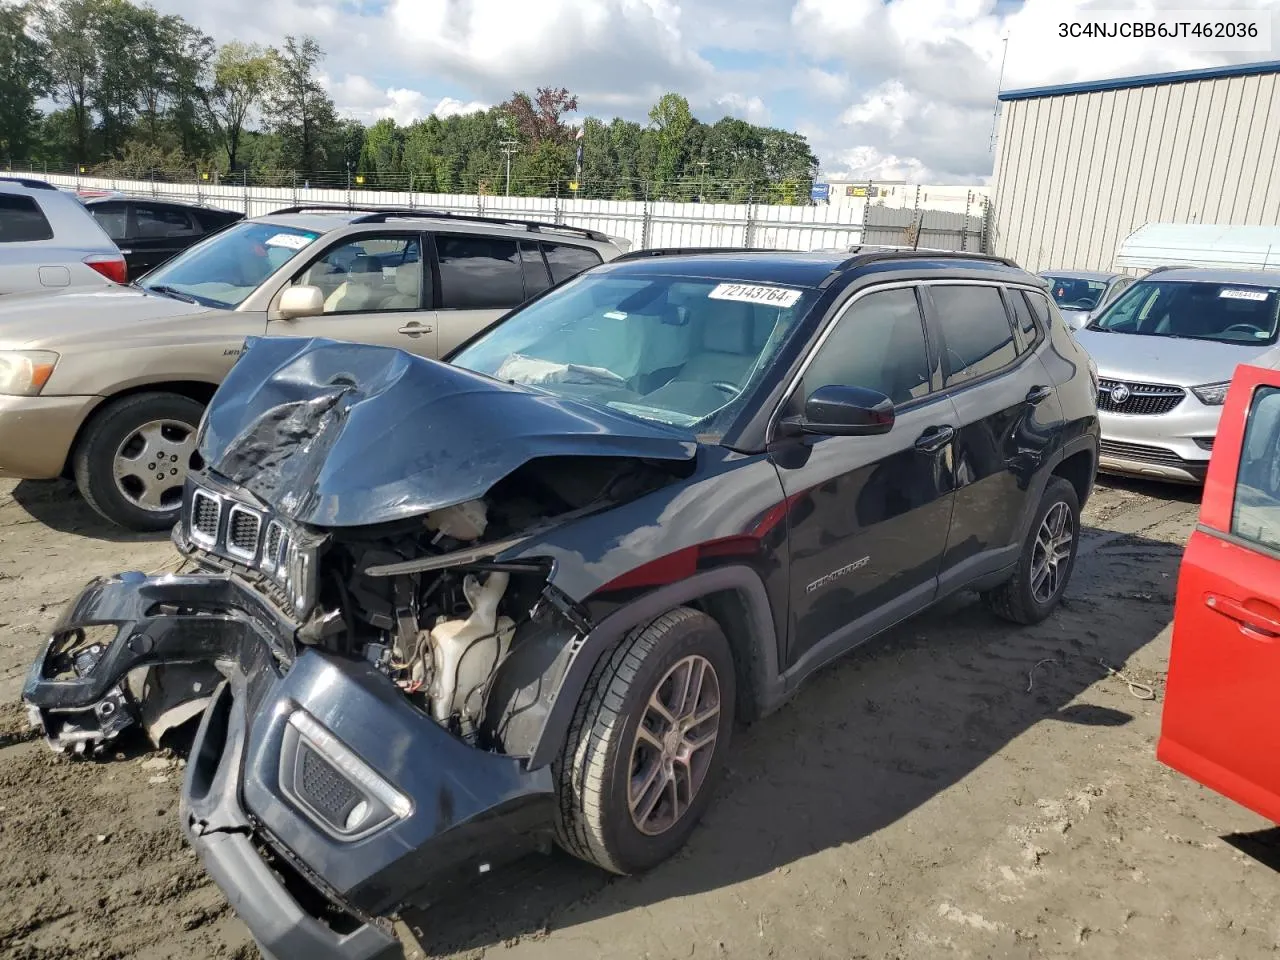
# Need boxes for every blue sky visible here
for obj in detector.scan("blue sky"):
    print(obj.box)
[151,0,1278,183]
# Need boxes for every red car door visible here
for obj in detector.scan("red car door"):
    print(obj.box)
[1158,363,1280,824]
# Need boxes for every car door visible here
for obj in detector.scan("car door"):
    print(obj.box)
[131,203,202,275]
[772,284,959,671]
[1158,363,1280,824]
[923,282,1064,591]
[432,232,547,357]
[272,231,439,356]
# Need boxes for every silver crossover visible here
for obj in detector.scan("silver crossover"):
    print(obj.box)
[1040,269,1135,330]
[1073,268,1280,483]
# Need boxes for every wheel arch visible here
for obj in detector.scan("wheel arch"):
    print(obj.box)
[61,380,217,478]
[527,565,783,770]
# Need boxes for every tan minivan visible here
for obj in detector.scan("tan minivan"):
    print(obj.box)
[0,205,627,530]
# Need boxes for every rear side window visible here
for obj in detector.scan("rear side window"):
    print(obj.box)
[543,242,602,284]
[135,205,197,238]
[1007,289,1041,352]
[90,202,129,241]
[436,234,524,309]
[1233,384,1280,552]
[930,285,1018,387]
[1025,289,1054,328]
[0,194,54,242]
[519,241,551,297]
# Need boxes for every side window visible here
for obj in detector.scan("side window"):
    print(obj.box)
[1007,288,1041,352]
[0,194,54,242]
[90,202,129,241]
[519,241,551,297]
[931,285,1018,387]
[135,205,198,238]
[1233,385,1280,552]
[803,288,931,405]
[294,234,423,314]
[542,242,603,284]
[1025,289,1052,329]
[436,234,524,309]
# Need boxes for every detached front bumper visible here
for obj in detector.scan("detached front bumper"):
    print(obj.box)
[22,572,558,960]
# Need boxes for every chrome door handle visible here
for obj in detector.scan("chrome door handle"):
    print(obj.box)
[914,425,955,454]
[1026,385,1053,404]
[398,323,432,336]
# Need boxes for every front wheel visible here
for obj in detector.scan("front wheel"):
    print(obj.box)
[72,392,204,531]
[983,476,1081,625]
[554,607,735,875]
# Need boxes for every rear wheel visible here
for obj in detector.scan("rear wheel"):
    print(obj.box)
[983,476,1080,625]
[554,607,735,874]
[72,392,203,531]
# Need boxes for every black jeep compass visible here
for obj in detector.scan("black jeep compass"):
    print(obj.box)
[24,247,1101,960]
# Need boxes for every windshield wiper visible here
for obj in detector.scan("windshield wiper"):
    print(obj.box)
[143,284,197,304]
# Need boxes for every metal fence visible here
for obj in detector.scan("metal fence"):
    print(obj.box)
[26,169,989,254]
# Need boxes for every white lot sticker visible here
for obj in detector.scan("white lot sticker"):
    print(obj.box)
[265,232,314,250]
[1219,288,1271,301]
[709,282,803,308]
[603,310,628,320]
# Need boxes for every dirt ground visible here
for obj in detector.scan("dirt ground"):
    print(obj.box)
[1,475,1278,960]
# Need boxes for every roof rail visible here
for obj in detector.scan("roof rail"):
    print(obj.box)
[610,246,784,262]
[0,176,56,191]
[1143,265,1177,275]
[818,248,1023,288]
[267,203,611,243]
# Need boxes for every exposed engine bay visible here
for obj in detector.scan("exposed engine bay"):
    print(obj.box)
[30,453,682,756]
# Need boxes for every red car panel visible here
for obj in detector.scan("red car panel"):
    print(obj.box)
[1158,362,1280,824]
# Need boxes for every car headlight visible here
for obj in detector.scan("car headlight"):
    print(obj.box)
[1191,381,1231,406]
[0,351,59,396]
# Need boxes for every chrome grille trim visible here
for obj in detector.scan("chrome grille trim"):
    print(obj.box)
[261,521,285,574]
[189,490,221,547]
[225,504,262,561]
[1097,378,1185,416]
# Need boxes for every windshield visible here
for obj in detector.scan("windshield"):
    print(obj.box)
[1043,275,1108,310]
[1088,279,1280,345]
[450,272,817,429]
[138,221,320,309]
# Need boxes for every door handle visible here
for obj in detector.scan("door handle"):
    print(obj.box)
[398,322,433,336]
[1205,594,1280,641]
[1026,385,1053,404]
[914,425,955,454]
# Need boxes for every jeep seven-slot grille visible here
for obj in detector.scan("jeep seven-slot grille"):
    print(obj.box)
[226,505,262,560]
[297,742,362,829]
[1097,379,1185,416]
[262,522,285,573]
[191,490,221,543]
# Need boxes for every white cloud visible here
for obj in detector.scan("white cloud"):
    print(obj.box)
[430,96,489,120]
[144,0,1280,183]
[714,93,771,125]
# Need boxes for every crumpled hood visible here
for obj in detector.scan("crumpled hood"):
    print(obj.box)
[1073,327,1280,386]
[198,337,698,527]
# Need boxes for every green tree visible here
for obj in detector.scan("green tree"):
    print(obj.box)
[0,2,49,160]
[206,40,274,172]
[39,0,99,163]
[359,117,402,183]
[264,34,337,175]
[648,92,692,190]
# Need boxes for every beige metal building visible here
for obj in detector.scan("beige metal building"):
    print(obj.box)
[990,60,1280,272]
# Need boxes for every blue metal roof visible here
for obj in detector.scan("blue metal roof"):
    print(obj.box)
[999,59,1280,102]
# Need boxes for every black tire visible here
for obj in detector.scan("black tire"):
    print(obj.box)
[554,607,735,875]
[72,392,204,532]
[983,476,1081,625]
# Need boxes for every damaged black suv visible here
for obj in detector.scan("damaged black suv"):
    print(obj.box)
[23,247,1100,960]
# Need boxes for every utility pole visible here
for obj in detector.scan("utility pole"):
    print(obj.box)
[989,34,1009,153]
[500,139,518,196]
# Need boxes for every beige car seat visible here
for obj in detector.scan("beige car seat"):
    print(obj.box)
[381,262,421,309]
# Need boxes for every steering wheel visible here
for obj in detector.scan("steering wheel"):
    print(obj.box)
[1062,299,1096,310]
[1223,323,1264,335]
[710,381,741,397]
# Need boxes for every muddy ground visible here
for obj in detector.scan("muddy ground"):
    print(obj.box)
[1,476,1277,960]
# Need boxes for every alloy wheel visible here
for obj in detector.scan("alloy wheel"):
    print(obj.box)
[627,654,721,837]
[1030,501,1074,604]
[112,418,196,513]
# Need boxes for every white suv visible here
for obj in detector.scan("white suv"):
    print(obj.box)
[0,177,127,294]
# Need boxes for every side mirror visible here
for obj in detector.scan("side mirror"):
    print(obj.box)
[779,384,895,437]
[276,284,324,320]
